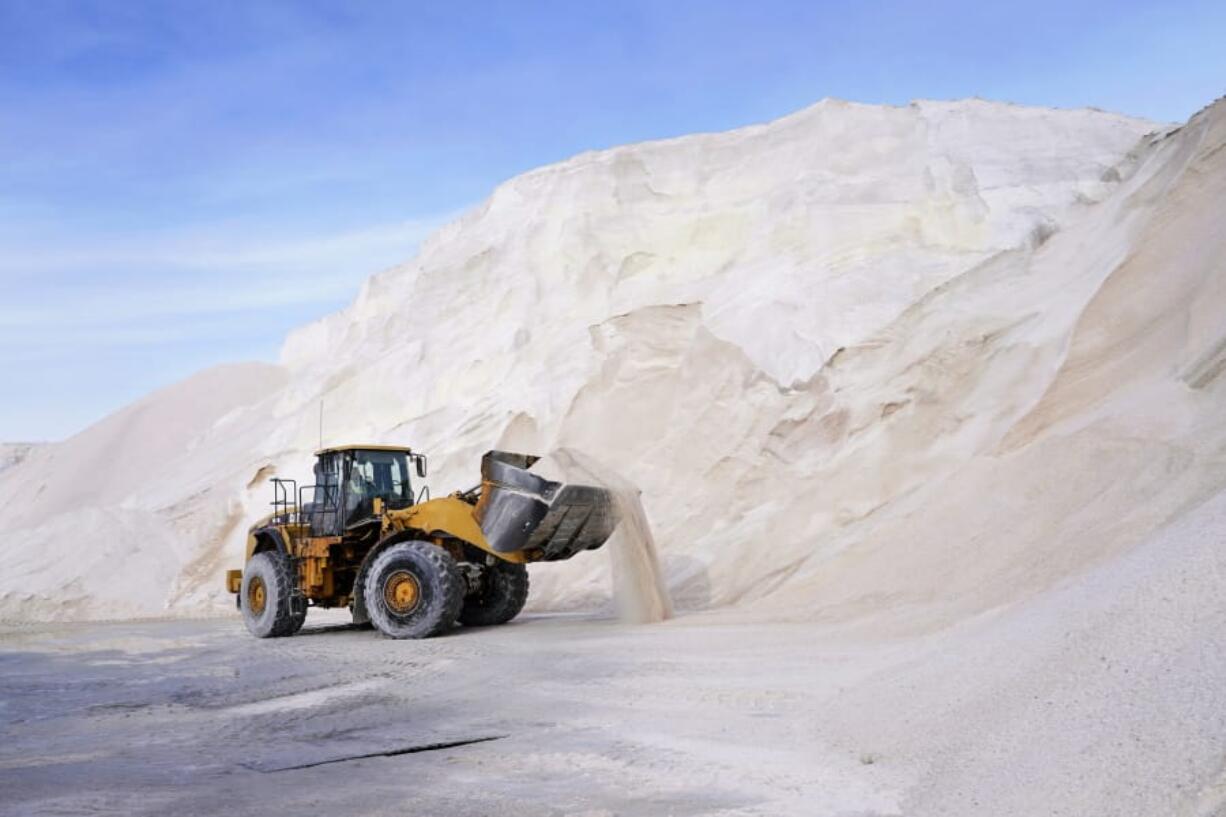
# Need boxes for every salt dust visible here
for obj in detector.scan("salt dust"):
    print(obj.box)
[531,448,672,624]
[224,679,387,716]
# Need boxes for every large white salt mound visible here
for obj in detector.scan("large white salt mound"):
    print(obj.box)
[0,364,286,618]
[0,444,38,475]
[3,96,1207,625]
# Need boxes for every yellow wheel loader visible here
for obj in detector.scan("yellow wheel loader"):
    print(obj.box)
[226,447,617,639]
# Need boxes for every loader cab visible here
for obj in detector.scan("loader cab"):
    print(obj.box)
[308,445,427,536]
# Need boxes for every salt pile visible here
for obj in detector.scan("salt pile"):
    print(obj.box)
[1,95,1223,635]
[0,444,37,475]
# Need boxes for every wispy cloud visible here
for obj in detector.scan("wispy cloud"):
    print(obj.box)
[0,212,458,334]
[1,214,452,278]
[0,205,458,440]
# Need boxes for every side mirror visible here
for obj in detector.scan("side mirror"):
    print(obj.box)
[415,455,427,478]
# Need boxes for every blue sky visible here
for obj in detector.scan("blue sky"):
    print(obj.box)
[3,1,1224,441]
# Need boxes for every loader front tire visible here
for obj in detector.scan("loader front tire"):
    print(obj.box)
[240,551,305,638]
[459,561,529,627]
[364,541,463,639]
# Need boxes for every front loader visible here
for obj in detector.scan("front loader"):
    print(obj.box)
[226,446,617,639]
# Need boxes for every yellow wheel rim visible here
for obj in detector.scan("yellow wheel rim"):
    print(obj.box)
[248,577,267,615]
[384,570,422,615]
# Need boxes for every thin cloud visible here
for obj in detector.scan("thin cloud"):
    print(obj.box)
[0,214,453,275]
[0,210,461,358]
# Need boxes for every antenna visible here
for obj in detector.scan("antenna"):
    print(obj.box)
[318,399,324,451]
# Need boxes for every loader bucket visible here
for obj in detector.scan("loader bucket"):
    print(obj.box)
[474,451,619,561]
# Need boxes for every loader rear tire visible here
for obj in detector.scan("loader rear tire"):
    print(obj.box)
[459,561,529,627]
[240,551,305,638]
[364,541,463,639]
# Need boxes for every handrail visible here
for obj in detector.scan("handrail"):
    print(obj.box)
[270,478,298,524]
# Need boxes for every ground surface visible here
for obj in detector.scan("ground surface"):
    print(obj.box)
[4,487,1226,816]
[1,611,906,817]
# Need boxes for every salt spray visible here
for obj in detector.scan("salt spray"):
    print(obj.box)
[532,448,672,624]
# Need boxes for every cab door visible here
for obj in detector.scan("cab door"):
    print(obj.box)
[308,452,343,537]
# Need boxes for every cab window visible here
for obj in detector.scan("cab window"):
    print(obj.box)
[348,450,413,508]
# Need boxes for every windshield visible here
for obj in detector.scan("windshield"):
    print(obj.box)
[348,450,413,508]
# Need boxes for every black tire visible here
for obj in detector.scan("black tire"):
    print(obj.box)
[364,541,463,639]
[459,561,529,627]
[286,599,307,635]
[240,551,305,638]
[349,560,375,629]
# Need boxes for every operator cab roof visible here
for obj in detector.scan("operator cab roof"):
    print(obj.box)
[314,444,416,456]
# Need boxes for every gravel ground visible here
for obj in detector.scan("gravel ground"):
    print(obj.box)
[3,490,1226,817]
[0,611,903,816]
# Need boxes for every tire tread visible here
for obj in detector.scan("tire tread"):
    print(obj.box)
[459,561,529,627]
[241,550,305,638]
[365,541,463,639]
